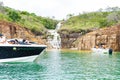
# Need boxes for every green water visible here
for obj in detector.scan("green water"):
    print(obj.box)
[0,50,120,80]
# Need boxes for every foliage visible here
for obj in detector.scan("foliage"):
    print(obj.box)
[0,2,5,13]
[21,11,30,15]
[0,2,58,34]
[107,12,120,23]
[61,7,120,32]
[40,18,57,29]
[99,19,110,28]
[8,10,21,22]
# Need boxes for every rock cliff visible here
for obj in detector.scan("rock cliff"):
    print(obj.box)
[59,29,82,48]
[77,25,120,51]
[0,21,45,44]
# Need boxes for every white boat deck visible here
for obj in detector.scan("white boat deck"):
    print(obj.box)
[91,48,109,55]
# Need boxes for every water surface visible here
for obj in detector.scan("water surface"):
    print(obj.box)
[0,50,120,80]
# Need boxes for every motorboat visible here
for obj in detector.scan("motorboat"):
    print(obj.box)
[91,48,109,55]
[0,39,47,62]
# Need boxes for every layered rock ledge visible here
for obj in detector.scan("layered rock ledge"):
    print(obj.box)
[78,25,120,51]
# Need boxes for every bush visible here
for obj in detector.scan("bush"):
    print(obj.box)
[8,11,21,22]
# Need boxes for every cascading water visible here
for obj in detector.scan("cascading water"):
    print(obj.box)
[47,22,62,49]
[55,22,61,30]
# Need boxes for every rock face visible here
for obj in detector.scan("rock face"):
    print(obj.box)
[0,21,45,44]
[59,30,82,48]
[78,25,120,51]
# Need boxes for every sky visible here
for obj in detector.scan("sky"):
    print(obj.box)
[0,0,120,20]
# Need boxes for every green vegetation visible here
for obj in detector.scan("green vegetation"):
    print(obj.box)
[1,1,120,35]
[61,7,120,32]
[0,2,58,35]
[8,10,21,22]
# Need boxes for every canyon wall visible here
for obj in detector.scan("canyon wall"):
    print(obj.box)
[77,25,120,51]
[0,21,45,44]
[59,30,82,49]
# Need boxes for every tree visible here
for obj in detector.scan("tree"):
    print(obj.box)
[8,11,21,22]
[21,11,30,15]
[66,14,74,19]
[111,7,120,12]
[105,6,120,12]
[99,19,110,27]
[107,12,120,23]
[98,8,103,12]
[0,1,3,6]
[0,1,5,13]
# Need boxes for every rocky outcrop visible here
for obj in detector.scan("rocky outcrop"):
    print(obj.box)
[59,29,82,48]
[0,21,45,44]
[77,25,120,51]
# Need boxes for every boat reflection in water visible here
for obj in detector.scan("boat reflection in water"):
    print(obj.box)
[0,38,47,62]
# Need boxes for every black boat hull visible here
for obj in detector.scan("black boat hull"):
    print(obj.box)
[0,45,46,61]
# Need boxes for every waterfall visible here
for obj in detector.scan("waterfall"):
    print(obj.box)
[55,22,61,30]
[47,22,62,49]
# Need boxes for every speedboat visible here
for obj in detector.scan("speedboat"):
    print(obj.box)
[0,39,47,62]
[91,48,109,55]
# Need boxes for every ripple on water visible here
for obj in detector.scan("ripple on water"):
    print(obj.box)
[0,51,120,80]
